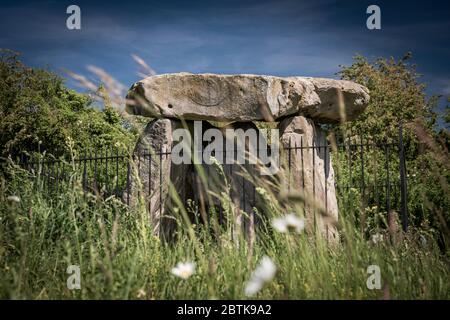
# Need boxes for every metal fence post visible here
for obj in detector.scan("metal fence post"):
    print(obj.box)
[82,151,87,191]
[126,156,131,206]
[385,141,391,224]
[399,122,409,232]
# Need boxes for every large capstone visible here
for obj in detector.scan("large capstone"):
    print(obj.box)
[295,77,370,123]
[126,73,369,123]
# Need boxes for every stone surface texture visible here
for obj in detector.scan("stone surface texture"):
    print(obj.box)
[278,115,339,241]
[126,73,369,123]
[124,118,191,237]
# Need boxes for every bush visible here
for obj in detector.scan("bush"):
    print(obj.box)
[0,50,135,158]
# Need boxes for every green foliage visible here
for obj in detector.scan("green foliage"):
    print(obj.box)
[337,53,450,244]
[338,53,435,140]
[0,50,135,158]
[438,101,450,149]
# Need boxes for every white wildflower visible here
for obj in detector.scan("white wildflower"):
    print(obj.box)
[136,289,146,299]
[419,235,427,248]
[244,279,263,297]
[271,213,305,233]
[171,261,196,279]
[371,233,384,244]
[244,256,277,297]
[7,195,20,203]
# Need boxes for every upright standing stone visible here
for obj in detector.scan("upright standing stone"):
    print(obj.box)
[124,118,191,237]
[278,116,339,241]
[227,122,259,244]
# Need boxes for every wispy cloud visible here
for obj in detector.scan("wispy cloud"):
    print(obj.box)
[0,0,448,95]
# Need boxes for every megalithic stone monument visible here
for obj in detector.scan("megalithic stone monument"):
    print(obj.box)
[125,73,369,242]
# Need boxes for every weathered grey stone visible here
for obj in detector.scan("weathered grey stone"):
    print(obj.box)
[124,118,191,237]
[279,115,339,241]
[226,122,259,244]
[126,73,369,123]
[293,77,370,123]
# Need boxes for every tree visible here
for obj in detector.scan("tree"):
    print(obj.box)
[337,53,449,245]
[0,50,135,158]
[338,52,437,141]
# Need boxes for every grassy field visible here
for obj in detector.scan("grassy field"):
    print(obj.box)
[0,159,449,300]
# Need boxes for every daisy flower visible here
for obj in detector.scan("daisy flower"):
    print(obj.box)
[171,261,196,279]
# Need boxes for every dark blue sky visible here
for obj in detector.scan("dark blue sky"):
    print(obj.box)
[1,0,449,116]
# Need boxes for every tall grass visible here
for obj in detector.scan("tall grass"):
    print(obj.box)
[1,62,448,300]
[0,157,449,300]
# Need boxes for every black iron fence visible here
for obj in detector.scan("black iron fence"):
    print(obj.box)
[15,125,410,231]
